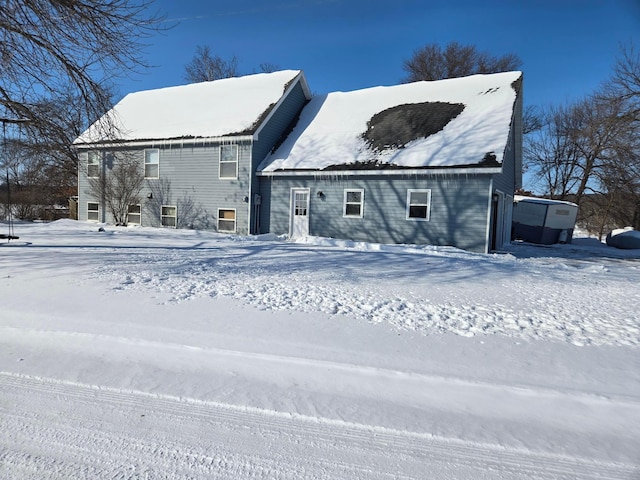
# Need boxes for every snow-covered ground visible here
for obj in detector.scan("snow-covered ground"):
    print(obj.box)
[1,219,639,479]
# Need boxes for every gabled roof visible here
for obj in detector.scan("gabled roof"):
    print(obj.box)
[74,70,310,145]
[258,71,522,173]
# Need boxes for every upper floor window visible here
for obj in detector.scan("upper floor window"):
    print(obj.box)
[219,144,238,179]
[144,149,159,178]
[343,189,364,218]
[406,189,431,221]
[87,151,100,178]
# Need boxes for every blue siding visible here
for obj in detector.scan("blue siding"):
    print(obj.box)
[259,173,493,252]
[250,81,309,233]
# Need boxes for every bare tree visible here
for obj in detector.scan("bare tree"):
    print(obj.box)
[1,1,164,140]
[402,42,521,82]
[86,152,145,225]
[524,104,582,200]
[610,42,640,118]
[524,42,640,236]
[184,46,240,83]
[258,62,281,74]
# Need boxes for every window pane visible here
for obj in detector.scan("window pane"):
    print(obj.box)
[128,205,141,214]
[145,150,159,164]
[162,206,176,216]
[345,204,361,216]
[346,191,361,203]
[161,216,176,227]
[218,219,235,231]
[220,161,237,178]
[219,209,235,220]
[410,191,429,204]
[409,205,428,218]
[220,145,237,162]
[145,163,158,178]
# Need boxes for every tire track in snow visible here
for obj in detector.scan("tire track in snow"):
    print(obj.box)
[1,372,637,480]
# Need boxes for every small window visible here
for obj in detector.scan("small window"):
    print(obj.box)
[87,202,99,221]
[127,204,141,225]
[87,151,100,178]
[343,189,364,218]
[219,145,238,179]
[218,209,236,232]
[161,205,176,228]
[144,149,159,179]
[406,189,431,221]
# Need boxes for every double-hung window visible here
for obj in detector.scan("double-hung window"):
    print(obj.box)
[219,145,238,179]
[87,202,99,221]
[406,189,431,221]
[87,151,100,178]
[343,189,364,218]
[217,209,236,232]
[161,205,176,227]
[127,204,141,225]
[144,149,159,178]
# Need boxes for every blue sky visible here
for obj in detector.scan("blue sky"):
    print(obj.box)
[120,0,640,110]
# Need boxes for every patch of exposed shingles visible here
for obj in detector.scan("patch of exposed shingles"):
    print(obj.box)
[362,102,465,151]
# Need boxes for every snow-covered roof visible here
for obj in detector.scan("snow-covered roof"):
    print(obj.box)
[259,71,522,173]
[74,70,307,145]
[514,195,578,207]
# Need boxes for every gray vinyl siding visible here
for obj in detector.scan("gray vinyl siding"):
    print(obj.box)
[250,81,309,233]
[77,141,254,233]
[259,173,493,252]
[77,149,105,223]
[252,82,309,167]
[492,88,523,196]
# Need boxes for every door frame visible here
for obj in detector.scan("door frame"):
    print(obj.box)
[289,187,310,239]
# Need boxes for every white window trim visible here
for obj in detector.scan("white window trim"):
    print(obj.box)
[219,144,238,180]
[343,188,364,218]
[406,189,431,221]
[87,202,99,222]
[87,151,100,178]
[217,208,237,233]
[161,205,177,228]
[144,148,160,179]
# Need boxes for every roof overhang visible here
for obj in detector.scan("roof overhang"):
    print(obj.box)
[258,166,503,177]
[74,134,255,150]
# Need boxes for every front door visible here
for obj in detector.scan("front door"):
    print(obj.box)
[290,188,310,239]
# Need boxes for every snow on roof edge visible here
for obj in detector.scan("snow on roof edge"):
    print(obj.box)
[258,71,522,172]
[74,70,306,146]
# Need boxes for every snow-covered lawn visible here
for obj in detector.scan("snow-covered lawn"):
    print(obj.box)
[1,220,639,479]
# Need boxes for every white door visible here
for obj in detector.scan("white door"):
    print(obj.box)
[290,188,310,238]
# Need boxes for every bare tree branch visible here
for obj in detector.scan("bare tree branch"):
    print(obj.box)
[402,42,521,82]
